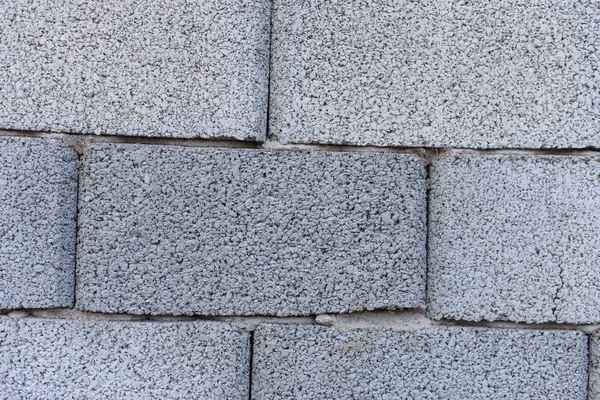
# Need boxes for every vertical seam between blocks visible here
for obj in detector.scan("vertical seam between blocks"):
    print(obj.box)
[423,163,432,313]
[264,0,274,142]
[586,334,592,400]
[71,153,82,308]
[248,330,255,400]
[71,146,88,310]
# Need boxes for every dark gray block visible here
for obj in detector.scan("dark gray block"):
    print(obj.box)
[76,144,426,316]
[0,137,77,309]
[0,0,270,140]
[270,0,600,148]
[0,317,249,399]
[252,324,587,399]
[428,154,600,323]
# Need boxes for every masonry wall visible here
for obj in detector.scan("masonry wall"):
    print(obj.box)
[0,0,599,399]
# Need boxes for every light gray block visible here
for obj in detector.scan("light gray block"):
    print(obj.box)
[270,0,600,148]
[0,317,249,399]
[76,143,426,316]
[428,154,600,323]
[0,0,269,140]
[252,324,588,399]
[0,137,77,309]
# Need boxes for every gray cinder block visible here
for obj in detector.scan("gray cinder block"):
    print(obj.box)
[0,317,250,399]
[428,154,600,323]
[0,137,77,309]
[0,0,270,140]
[76,143,426,316]
[270,0,600,148]
[252,324,588,399]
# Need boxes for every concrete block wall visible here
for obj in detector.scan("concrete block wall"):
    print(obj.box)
[0,0,599,398]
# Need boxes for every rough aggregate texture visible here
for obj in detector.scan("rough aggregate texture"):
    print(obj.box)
[0,317,250,399]
[252,324,588,399]
[76,143,426,316]
[270,0,600,148]
[0,137,77,309]
[428,154,600,323]
[0,0,270,140]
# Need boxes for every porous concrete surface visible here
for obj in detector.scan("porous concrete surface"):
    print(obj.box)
[0,0,270,140]
[76,143,426,316]
[270,0,600,148]
[428,154,600,324]
[0,317,250,399]
[0,137,77,309]
[252,324,588,399]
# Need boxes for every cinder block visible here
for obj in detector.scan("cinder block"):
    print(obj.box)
[0,317,249,399]
[0,0,270,140]
[76,143,426,316]
[0,137,77,309]
[270,0,600,148]
[428,154,600,323]
[252,324,587,399]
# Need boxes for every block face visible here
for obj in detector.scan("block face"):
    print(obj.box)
[0,318,250,399]
[0,137,77,309]
[0,0,270,140]
[76,144,426,316]
[270,0,600,148]
[428,154,600,323]
[252,324,587,399]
